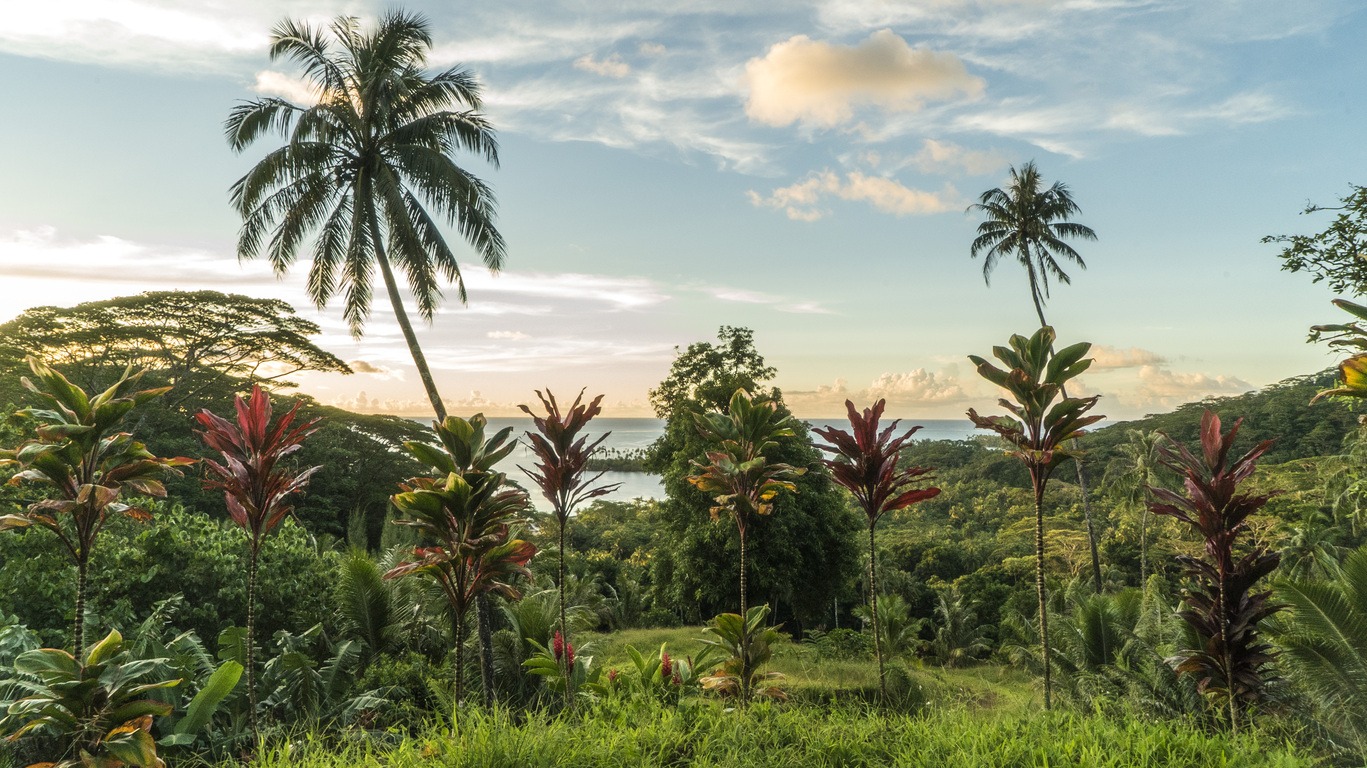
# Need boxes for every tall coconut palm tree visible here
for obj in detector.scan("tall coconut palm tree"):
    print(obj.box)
[969,161,1103,592]
[1105,429,1166,584]
[225,11,504,421]
[968,161,1096,329]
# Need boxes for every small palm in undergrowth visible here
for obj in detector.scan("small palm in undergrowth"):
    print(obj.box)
[518,389,620,701]
[814,398,939,702]
[1148,410,1281,734]
[194,384,321,740]
[699,605,787,705]
[0,358,191,657]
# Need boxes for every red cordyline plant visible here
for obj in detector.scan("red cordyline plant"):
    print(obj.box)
[0,358,191,657]
[967,327,1101,710]
[1148,410,1282,734]
[517,389,619,697]
[813,398,940,702]
[385,414,537,718]
[194,383,321,739]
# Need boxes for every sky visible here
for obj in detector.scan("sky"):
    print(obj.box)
[0,0,1363,421]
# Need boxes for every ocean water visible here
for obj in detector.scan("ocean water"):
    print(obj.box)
[410,417,979,510]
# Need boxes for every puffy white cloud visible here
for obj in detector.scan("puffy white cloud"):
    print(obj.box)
[748,170,959,220]
[574,53,631,78]
[1134,365,1252,405]
[744,29,984,128]
[785,367,970,415]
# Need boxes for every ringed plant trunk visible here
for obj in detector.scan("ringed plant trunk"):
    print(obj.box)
[246,543,260,742]
[738,521,748,619]
[868,522,886,703]
[558,516,572,706]
[74,554,89,658]
[366,198,497,702]
[1033,481,1052,711]
[1219,566,1237,734]
[1034,297,1104,595]
[453,611,466,727]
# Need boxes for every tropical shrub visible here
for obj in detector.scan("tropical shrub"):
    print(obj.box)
[699,605,787,703]
[195,384,321,738]
[1149,410,1282,733]
[0,630,177,767]
[0,359,191,654]
[967,326,1102,708]
[814,398,939,700]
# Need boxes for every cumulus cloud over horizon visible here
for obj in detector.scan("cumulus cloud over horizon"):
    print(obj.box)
[744,29,984,128]
[748,170,959,220]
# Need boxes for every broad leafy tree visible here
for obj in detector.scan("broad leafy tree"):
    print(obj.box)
[518,389,619,696]
[1265,184,1367,296]
[194,384,321,739]
[0,359,190,656]
[0,291,349,404]
[646,327,860,629]
[226,11,504,420]
[968,327,1102,709]
[1149,411,1281,734]
[689,389,805,618]
[814,399,939,700]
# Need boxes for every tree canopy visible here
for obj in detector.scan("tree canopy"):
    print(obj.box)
[1265,185,1367,296]
[0,291,349,404]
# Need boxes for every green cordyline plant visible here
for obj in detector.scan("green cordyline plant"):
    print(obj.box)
[699,605,787,705]
[194,383,321,741]
[967,327,1102,710]
[1148,411,1281,734]
[813,399,939,702]
[0,358,191,657]
[385,415,537,719]
[518,389,620,701]
[1,629,177,768]
[687,389,805,619]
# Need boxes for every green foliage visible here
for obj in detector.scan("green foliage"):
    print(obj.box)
[226,11,504,337]
[0,359,192,654]
[699,606,787,703]
[0,629,176,768]
[968,160,1097,325]
[0,291,349,405]
[646,328,860,629]
[1272,544,1367,755]
[1265,184,1367,296]
[929,587,989,668]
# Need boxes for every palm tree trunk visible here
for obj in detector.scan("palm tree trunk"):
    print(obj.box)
[247,543,260,742]
[1139,502,1149,585]
[365,202,499,701]
[74,555,88,658]
[1034,483,1052,711]
[1074,459,1104,593]
[475,597,495,707]
[869,522,886,703]
[371,236,447,422]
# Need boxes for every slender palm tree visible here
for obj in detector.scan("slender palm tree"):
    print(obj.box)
[1105,429,1165,584]
[225,11,505,421]
[969,161,1103,592]
[968,161,1096,329]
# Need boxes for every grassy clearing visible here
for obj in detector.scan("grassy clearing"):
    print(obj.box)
[255,703,1316,768]
[580,626,1037,714]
